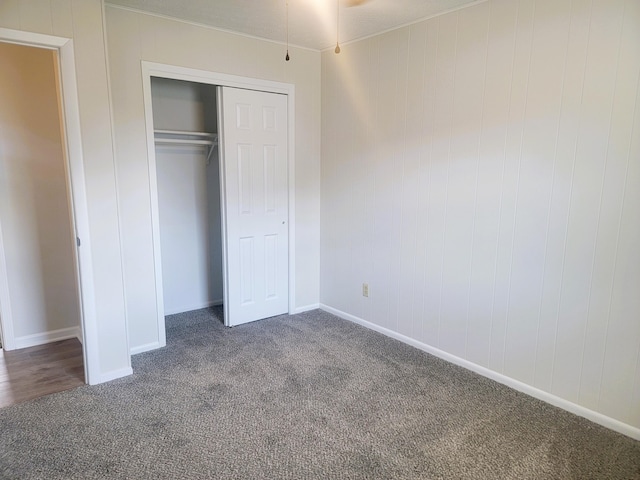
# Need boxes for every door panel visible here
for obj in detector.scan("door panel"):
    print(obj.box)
[219,87,288,326]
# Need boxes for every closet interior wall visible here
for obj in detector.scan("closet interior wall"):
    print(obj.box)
[151,77,223,316]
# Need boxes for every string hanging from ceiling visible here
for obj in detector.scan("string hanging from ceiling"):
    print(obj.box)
[285,0,347,61]
[335,0,341,53]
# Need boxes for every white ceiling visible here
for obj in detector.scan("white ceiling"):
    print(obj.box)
[105,0,483,51]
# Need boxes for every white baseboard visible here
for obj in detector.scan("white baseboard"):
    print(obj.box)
[294,303,320,314]
[93,366,133,385]
[164,299,223,316]
[319,304,640,442]
[130,341,164,356]
[13,326,81,350]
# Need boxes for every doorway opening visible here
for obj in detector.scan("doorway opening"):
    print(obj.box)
[140,63,296,353]
[0,41,85,401]
[151,78,224,319]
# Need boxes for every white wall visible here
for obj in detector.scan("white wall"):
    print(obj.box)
[151,78,217,133]
[0,0,131,381]
[105,5,322,351]
[321,0,640,434]
[152,78,223,315]
[0,42,80,346]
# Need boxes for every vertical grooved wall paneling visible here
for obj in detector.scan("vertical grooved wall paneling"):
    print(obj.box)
[105,6,322,350]
[320,0,640,430]
[0,0,131,380]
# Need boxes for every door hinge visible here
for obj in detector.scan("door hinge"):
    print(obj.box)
[76,237,81,247]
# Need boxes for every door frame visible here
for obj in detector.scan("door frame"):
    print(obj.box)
[141,61,296,347]
[0,28,101,384]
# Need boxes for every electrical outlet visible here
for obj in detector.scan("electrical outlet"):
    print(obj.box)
[362,283,369,297]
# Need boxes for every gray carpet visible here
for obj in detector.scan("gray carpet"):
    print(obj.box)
[1,308,639,479]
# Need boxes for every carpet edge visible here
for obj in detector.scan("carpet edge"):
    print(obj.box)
[319,303,640,442]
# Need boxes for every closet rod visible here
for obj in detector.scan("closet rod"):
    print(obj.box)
[154,138,215,146]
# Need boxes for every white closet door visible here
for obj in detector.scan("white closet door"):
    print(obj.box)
[218,87,288,326]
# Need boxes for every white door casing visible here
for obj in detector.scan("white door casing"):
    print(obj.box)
[0,28,100,384]
[219,87,289,326]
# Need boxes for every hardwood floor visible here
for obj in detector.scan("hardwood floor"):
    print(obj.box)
[0,338,84,409]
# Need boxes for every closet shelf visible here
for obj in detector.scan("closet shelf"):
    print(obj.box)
[155,129,215,138]
[154,129,218,164]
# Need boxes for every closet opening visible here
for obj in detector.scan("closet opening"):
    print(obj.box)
[141,62,295,354]
[151,78,224,323]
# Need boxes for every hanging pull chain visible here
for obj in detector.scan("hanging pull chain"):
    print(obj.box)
[285,0,290,61]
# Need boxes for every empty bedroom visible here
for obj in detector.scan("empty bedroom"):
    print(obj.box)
[0,0,638,478]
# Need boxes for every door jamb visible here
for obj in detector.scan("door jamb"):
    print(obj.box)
[140,61,296,349]
[0,220,14,350]
[0,28,100,385]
